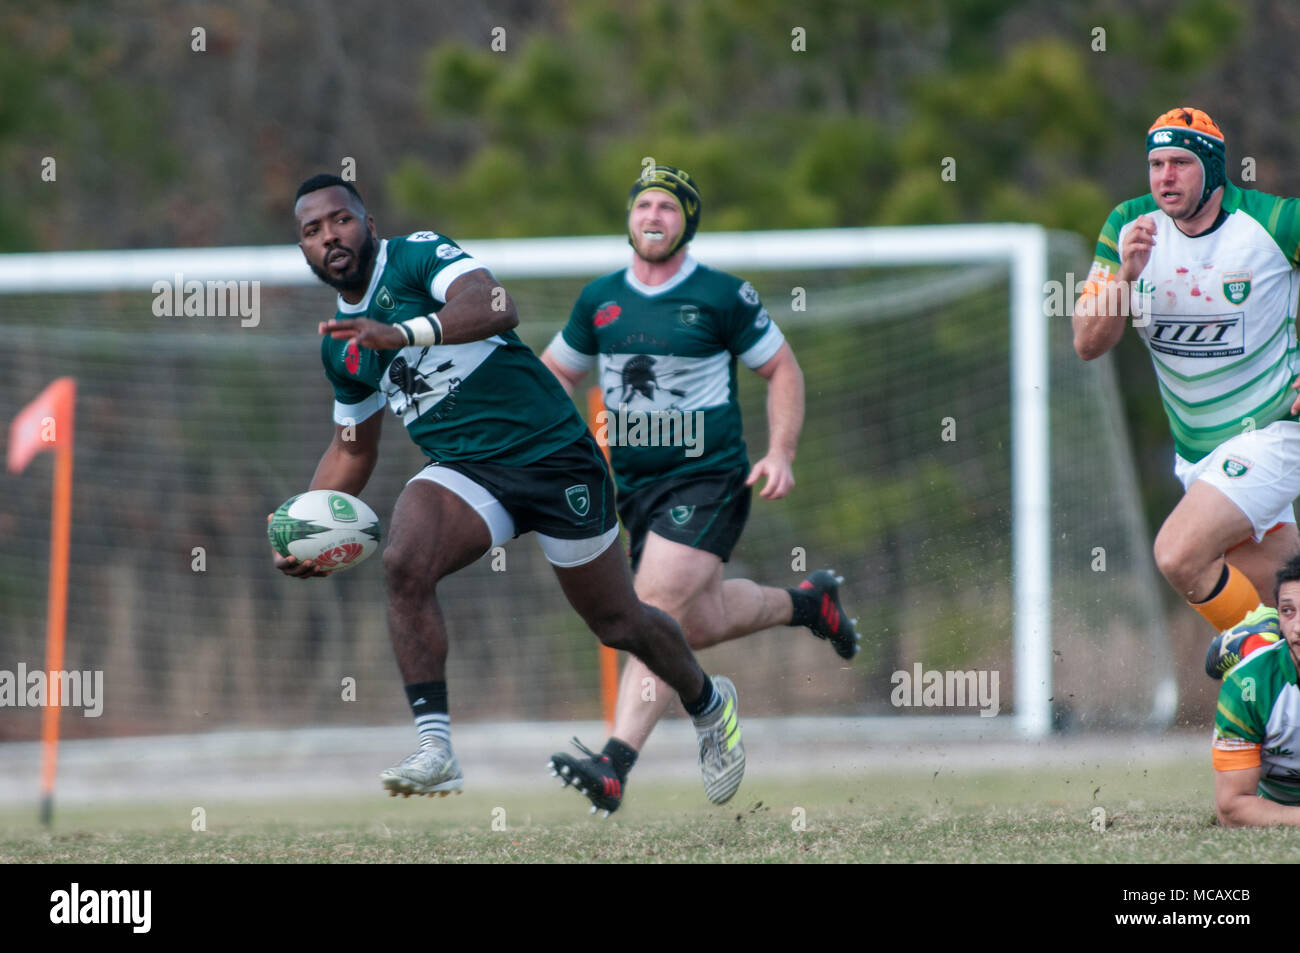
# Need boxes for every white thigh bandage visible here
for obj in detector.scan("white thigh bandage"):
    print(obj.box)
[536,525,621,568]
[407,465,515,547]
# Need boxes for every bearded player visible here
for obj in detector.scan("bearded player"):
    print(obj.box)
[1073,108,1300,678]
[275,173,746,802]
[540,165,860,814]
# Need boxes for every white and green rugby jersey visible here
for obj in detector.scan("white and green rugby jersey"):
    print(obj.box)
[1089,183,1300,462]
[1213,641,1300,804]
[321,232,587,466]
[549,256,785,491]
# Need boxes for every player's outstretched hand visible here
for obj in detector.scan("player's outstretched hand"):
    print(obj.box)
[266,513,332,578]
[746,454,795,501]
[319,317,405,351]
[1119,214,1156,282]
[1290,376,1300,416]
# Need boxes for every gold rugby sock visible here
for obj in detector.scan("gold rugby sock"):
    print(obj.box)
[1190,563,1260,631]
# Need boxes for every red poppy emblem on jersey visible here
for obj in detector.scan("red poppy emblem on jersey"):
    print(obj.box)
[594,303,622,328]
[344,339,361,374]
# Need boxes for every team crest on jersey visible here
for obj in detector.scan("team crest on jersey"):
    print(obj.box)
[407,231,440,242]
[754,308,770,329]
[669,505,694,525]
[565,484,591,516]
[594,302,622,328]
[679,305,700,327]
[376,287,395,310]
[1222,456,1251,478]
[436,244,464,260]
[1222,271,1251,305]
[738,282,760,306]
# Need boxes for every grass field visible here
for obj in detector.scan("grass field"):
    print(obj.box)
[5,759,1300,863]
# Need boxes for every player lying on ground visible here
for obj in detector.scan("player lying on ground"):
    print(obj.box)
[273,173,745,803]
[1072,107,1300,678]
[1213,554,1300,826]
[539,165,860,815]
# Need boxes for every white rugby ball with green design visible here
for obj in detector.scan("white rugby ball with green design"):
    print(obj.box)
[268,490,381,572]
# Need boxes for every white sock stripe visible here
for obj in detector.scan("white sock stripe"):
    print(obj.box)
[415,710,451,742]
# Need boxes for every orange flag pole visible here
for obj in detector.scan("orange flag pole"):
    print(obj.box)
[7,378,76,827]
[585,386,620,732]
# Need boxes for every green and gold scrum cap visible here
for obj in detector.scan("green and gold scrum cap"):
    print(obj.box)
[627,165,702,254]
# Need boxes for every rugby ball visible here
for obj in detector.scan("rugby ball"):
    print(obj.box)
[267,490,381,572]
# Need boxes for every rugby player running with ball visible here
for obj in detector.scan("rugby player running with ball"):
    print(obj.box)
[273,173,745,804]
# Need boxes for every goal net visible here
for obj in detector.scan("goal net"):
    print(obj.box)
[0,228,1174,741]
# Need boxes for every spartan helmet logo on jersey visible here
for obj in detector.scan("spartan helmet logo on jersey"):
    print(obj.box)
[387,355,459,417]
[389,356,437,397]
[607,354,687,405]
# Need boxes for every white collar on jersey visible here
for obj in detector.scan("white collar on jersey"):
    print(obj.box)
[335,239,389,314]
[623,254,698,297]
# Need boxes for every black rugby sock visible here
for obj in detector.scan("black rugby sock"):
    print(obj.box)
[683,676,719,717]
[788,585,820,628]
[405,680,450,747]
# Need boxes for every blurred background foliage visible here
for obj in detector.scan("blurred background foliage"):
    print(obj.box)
[4,0,1292,528]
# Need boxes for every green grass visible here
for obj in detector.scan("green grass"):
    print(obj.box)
[4,761,1300,863]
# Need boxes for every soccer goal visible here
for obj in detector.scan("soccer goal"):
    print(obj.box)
[0,226,1175,743]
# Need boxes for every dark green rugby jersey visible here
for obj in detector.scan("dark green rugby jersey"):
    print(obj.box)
[549,256,785,491]
[321,232,587,465]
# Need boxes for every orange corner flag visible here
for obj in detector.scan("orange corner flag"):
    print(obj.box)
[8,377,78,826]
[8,377,76,474]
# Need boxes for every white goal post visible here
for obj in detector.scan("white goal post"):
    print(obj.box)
[0,225,1079,738]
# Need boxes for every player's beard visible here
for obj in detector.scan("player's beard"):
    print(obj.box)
[633,232,679,263]
[311,231,378,292]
